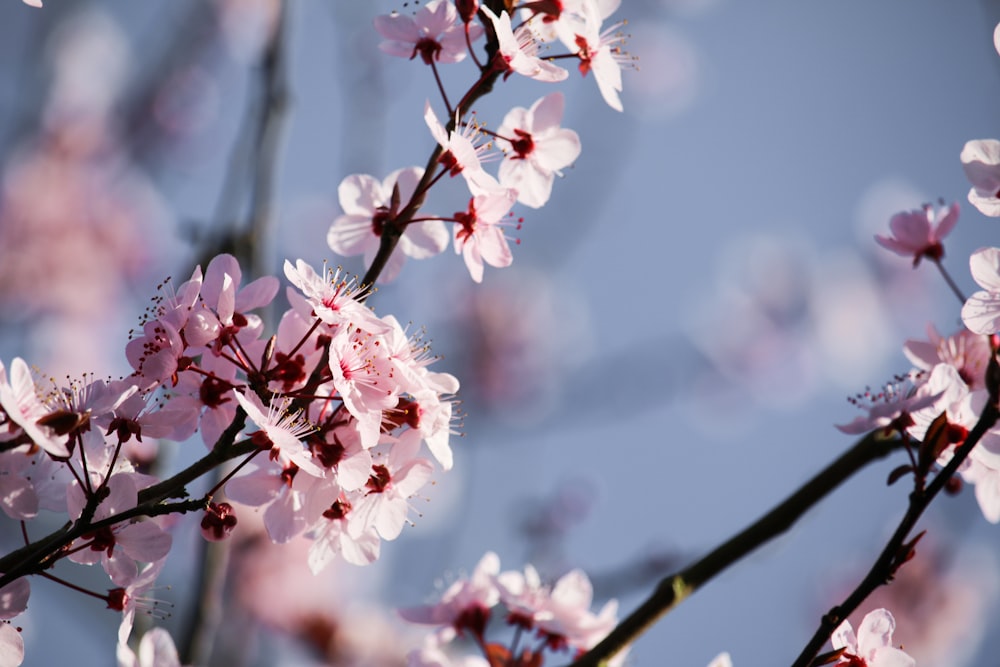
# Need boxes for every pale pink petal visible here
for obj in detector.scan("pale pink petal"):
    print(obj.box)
[970,246,1000,291]
[338,174,383,216]
[0,623,24,667]
[531,92,565,133]
[373,14,418,44]
[329,214,377,256]
[117,521,172,563]
[855,608,894,658]
[962,291,1000,334]
[402,220,450,258]
[0,580,29,620]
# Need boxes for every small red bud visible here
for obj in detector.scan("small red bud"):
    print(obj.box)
[456,0,479,23]
[201,502,238,542]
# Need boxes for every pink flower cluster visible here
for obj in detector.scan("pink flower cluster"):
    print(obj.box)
[0,253,459,665]
[328,0,631,283]
[400,552,624,667]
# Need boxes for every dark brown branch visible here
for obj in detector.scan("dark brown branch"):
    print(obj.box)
[568,430,904,667]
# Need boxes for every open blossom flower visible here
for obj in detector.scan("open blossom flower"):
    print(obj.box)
[556,1,629,111]
[496,92,581,208]
[875,202,958,267]
[233,390,322,477]
[482,5,569,82]
[961,247,1000,334]
[961,139,1000,217]
[0,357,70,458]
[328,167,448,283]
[424,102,495,193]
[374,0,482,65]
[66,473,173,585]
[451,179,518,283]
[831,608,915,667]
[398,551,501,639]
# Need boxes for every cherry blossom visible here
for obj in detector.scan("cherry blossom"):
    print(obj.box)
[424,102,495,193]
[874,202,958,267]
[556,1,629,111]
[65,473,172,585]
[496,562,621,659]
[111,559,169,647]
[481,6,569,82]
[0,357,70,458]
[328,167,449,282]
[831,608,915,667]
[451,184,518,283]
[352,432,434,541]
[961,246,1000,334]
[961,139,1000,217]
[398,551,501,638]
[903,325,990,391]
[232,390,322,477]
[306,488,381,570]
[496,92,581,208]
[374,0,481,65]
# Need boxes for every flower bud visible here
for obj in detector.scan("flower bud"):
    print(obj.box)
[200,502,238,542]
[456,0,479,23]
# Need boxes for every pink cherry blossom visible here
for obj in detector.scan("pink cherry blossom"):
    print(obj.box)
[903,325,991,391]
[496,92,582,208]
[482,6,569,82]
[961,246,1000,334]
[328,167,448,282]
[233,390,322,477]
[874,202,958,267]
[556,1,629,111]
[306,488,381,570]
[424,102,496,193]
[961,139,1000,216]
[111,559,168,646]
[452,185,518,283]
[0,357,70,458]
[282,258,373,330]
[399,551,501,638]
[831,608,915,667]
[66,473,172,585]
[374,0,481,65]
[496,562,622,660]
[352,432,434,540]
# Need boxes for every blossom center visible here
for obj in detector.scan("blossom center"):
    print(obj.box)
[510,129,534,159]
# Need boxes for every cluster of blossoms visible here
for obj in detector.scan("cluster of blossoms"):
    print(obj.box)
[328,0,631,283]
[399,552,623,667]
[0,253,459,664]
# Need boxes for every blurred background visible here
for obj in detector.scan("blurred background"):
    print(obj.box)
[1,0,999,665]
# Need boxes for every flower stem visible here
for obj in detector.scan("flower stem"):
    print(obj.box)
[932,258,966,303]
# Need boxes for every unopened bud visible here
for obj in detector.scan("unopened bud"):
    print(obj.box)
[456,0,479,23]
[944,475,963,496]
[200,502,238,542]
